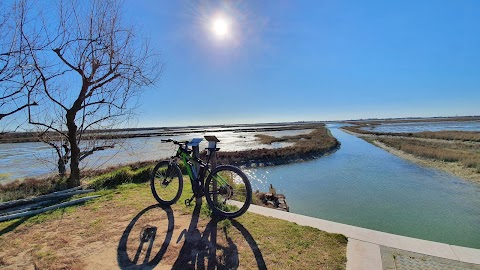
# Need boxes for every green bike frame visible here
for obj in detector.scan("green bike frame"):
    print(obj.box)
[175,146,229,193]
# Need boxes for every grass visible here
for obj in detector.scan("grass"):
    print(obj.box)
[0,161,156,202]
[412,131,480,142]
[0,176,68,202]
[376,137,480,173]
[0,178,347,269]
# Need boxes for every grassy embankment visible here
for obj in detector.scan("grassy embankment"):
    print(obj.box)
[0,171,347,269]
[1,125,339,202]
[342,124,480,182]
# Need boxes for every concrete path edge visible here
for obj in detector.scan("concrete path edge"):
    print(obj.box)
[234,202,480,268]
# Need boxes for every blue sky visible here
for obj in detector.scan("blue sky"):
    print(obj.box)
[124,0,480,127]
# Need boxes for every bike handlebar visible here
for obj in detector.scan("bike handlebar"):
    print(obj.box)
[161,139,189,145]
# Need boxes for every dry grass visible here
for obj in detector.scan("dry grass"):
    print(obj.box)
[0,177,67,203]
[255,134,280,144]
[413,131,480,142]
[376,138,480,173]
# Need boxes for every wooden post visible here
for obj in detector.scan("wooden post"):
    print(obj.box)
[204,135,220,168]
[188,138,203,178]
[204,136,220,202]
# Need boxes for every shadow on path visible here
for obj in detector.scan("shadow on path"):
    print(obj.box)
[117,204,174,269]
[116,200,266,269]
[172,198,266,270]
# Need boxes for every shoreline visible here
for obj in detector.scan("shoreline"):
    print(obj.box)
[341,128,480,185]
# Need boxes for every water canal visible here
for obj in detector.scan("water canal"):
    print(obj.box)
[246,124,480,249]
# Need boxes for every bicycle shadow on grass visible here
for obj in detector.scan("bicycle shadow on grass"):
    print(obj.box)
[171,198,267,270]
[117,204,174,269]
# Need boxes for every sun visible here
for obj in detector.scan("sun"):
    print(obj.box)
[211,16,230,39]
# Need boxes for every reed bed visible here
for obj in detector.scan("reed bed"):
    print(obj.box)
[377,137,480,173]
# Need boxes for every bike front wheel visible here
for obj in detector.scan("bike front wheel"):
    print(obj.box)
[205,165,252,218]
[151,161,183,205]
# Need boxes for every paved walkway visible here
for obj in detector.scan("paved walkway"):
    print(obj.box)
[237,203,480,270]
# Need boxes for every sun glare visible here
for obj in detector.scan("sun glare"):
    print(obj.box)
[211,16,230,39]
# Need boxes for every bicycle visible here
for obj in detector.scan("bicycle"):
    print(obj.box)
[150,137,252,218]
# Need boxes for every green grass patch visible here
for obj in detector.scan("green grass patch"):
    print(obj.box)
[86,165,154,190]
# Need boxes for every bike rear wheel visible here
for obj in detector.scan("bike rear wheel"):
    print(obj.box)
[151,161,183,205]
[205,165,252,218]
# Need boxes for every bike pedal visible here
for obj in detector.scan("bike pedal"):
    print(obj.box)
[184,195,195,206]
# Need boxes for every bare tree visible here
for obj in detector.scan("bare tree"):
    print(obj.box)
[0,1,38,124]
[24,0,160,187]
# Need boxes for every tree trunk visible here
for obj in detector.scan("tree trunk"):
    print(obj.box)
[66,110,80,187]
[58,157,66,177]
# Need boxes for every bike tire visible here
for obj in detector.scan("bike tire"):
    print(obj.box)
[204,165,252,218]
[150,161,183,205]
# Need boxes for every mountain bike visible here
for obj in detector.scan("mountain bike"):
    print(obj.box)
[150,138,252,218]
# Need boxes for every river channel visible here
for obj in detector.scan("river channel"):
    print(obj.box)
[245,124,480,249]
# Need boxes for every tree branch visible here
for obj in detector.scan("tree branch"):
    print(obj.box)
[79,144,114,161]
[52,48,84,77]
[0,102,37,120]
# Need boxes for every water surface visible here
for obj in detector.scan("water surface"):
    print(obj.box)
[246,125,480,248]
